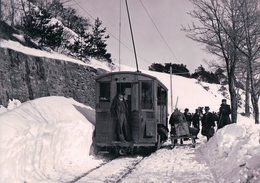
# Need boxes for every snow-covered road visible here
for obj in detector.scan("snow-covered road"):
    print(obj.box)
[74,140,217,183]
[123,146,216,183]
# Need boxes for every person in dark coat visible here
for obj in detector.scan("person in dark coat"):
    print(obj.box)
[169,108,187,134]
[201,106,215,141]
[184,108,192,126]
[169,108,187,145]
[170,108,199,145]
[218,99,231,129]
[192,109,201,138]
[110,93,131,142]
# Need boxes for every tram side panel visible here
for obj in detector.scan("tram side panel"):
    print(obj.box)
[95,80,116,145]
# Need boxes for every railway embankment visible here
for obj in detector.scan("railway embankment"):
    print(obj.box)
[0,46,106,108]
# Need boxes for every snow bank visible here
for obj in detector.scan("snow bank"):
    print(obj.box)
[201,116,260,183]
[0,96,103,183]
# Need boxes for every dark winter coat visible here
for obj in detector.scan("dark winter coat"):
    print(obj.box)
[218,104,231,129]
[201,112,215,138]
[110,95,131,141]
[184,112,192,126]
[169,110,189,136]
[169,110,186,126]
[192,113,200,130]
[201,112,215,129]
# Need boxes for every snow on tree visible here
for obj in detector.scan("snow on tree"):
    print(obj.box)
[22,6,64,50]
[88,18,111,62]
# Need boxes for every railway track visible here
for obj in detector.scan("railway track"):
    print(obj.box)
[70,155,146,183]
[68,160,112,183]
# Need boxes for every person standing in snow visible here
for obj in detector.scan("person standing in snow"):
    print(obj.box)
[170,108,199,145]
[183,108,199,140]
[217,99,231,130]
[201,106,215,141]
[169,108,187,145]
[110,92,131,142]
[192,109,201,138]
[184,108,192,126]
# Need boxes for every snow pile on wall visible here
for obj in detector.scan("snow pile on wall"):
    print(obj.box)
[0,39,112,71]
[0,96,103,183]
[7,99,21,110]
[0,99,20,114]
[0,105,7,114]
[202,116,260,183]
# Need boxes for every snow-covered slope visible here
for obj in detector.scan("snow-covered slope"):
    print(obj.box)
[119,65,226,113]
[0,96,102,183]
[0,39,112,71]
[0,40,259,183]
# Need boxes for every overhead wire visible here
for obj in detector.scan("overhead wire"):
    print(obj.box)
[119,0,122,71]
[139,0,181,63]
[72,0,152,66]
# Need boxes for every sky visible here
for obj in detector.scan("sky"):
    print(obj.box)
[72,0,217,72]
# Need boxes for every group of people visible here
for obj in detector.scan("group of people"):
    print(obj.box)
[111,90,232,144]
[170,99,231,142]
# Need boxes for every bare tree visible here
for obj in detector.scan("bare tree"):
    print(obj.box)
[184,0,245,123]
[236,0,260,124]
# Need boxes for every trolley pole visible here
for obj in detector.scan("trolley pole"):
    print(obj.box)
[125,0,139,72]
[170,65,173,113]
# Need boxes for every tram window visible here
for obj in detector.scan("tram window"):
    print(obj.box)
[141,81,153,109]
[99,83,110,102]
[157,87,167,105]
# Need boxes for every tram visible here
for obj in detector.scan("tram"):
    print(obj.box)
[94,71,168,155]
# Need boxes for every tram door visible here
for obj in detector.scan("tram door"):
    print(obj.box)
[116,83,139,141]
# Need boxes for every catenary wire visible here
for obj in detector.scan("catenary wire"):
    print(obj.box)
[72,0,152,66]
[139,0,181,63]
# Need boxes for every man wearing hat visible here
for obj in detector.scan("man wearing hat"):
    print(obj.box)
[218,99,231,129]
[201,106,215,141]
[184,108,192,126]
[110,91,131,142]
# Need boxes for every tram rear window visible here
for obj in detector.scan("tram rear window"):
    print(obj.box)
[157,87,167,105]
[141,81,153,109]
[99,83,110,102]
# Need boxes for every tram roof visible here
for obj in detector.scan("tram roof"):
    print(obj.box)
[96,71,168,90]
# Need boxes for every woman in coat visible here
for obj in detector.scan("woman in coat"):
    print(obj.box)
[201,106,215,141]
[218,99,231,129]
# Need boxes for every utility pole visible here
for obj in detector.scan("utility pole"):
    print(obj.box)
[118,0,122,71]
[170,65,173,113]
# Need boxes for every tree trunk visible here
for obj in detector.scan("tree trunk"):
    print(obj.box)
[245,67,250,116]
[249,59,260,124]
[228,72,238,123]
[0,0,2,21]
[10,0,15,27]
[251,94,259,124]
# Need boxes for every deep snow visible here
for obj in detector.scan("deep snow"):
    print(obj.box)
[202,117,260,183]
[0,39,260,183]
[0,96,103,183]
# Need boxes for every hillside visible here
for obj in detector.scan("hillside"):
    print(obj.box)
[0,39,259,182]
